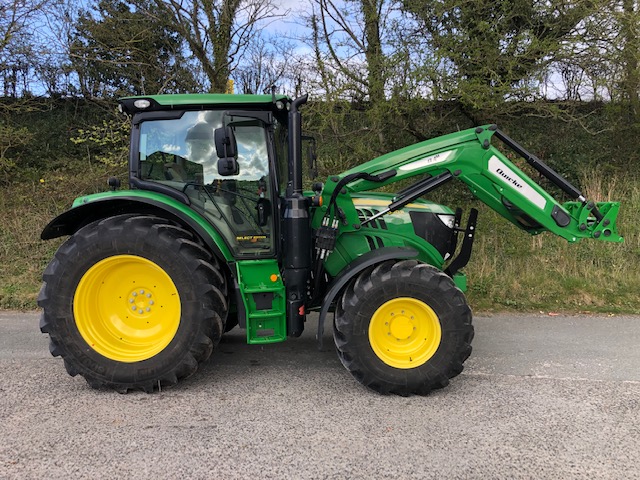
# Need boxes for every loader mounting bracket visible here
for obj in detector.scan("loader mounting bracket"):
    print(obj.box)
[445,208,478,277]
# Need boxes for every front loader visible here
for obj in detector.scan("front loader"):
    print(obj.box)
[39,94,622,395]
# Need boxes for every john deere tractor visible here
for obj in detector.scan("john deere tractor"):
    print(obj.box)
[39,94,622,395]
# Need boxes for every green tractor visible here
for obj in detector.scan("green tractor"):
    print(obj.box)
[39,94,622,395]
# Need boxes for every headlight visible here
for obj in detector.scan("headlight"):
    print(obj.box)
[436,214,455,229]
[134,99,151,109]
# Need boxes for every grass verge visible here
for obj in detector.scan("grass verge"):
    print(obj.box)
[462,171,640,314]
[0,166,114,309]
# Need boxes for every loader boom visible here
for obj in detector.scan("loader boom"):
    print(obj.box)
[320,124,622,244]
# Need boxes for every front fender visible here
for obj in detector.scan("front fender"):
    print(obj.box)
[41,192,233,262]
[316,246,418,349]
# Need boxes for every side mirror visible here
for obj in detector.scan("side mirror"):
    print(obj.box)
[218,157,239,176]
[214,127,237,158]
[215,127,239,176]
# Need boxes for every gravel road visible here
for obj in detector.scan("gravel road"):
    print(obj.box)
[1,311,639,479]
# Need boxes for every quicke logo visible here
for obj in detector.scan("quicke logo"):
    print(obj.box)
[496,168,523,189]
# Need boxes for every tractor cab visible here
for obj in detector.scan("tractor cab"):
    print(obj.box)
[120,95,292,258]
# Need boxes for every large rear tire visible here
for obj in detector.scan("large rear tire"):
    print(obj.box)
[334,259,473,395]
[38,215,227,392]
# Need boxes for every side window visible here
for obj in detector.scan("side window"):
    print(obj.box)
[138,111,275,257]
[138,111,222,184]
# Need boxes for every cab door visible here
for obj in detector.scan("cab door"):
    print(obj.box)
[137,109,278,258]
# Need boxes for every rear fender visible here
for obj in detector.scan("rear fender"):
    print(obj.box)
[316,246,418,349]
[41,195,233,262]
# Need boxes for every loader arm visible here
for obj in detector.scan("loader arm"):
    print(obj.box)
[321,124,622,243]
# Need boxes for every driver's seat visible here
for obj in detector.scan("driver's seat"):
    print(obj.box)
[164,162,187,182]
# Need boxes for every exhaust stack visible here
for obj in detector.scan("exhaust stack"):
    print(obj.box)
[283,95,310,337]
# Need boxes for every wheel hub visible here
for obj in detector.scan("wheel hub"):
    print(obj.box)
[389,315,415,340]
[128,289,156,315]
[368,297,442,369]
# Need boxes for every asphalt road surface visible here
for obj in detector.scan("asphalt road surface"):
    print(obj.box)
[1,311,639,479]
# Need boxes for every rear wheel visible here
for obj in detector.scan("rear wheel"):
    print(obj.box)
[38,215,227,392]
[334,259,473,395]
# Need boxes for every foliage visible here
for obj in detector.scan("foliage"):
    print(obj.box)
[0,123,32,182]
[0,97,120,177]
[401,0,597,117]
[70,0,198,97]
[70,115,129,167]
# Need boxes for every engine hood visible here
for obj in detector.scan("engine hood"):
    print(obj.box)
[351,192,454,216]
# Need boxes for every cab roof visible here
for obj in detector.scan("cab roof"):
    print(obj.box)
[118,93,291,115]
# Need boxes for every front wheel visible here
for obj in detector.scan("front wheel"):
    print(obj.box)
[334,259,473,395]
[38,215,227,392]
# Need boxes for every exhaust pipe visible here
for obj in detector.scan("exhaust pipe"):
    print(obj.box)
[283,95,310,337]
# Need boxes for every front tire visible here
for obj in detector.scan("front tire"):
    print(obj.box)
[38,215,227,392]
[334,259,473,395]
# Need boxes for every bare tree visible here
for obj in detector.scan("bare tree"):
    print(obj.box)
[620,0,640,119]
[137,0,283,93]
[0,0,50,51]
[234,36,294,94]
[304,0,397,103]
[1,0,53,96]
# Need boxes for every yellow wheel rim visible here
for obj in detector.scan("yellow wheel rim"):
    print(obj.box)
[368,297,441,369]
[73,255,181,363]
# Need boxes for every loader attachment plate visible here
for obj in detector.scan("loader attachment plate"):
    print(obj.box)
[562,201,623,242]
